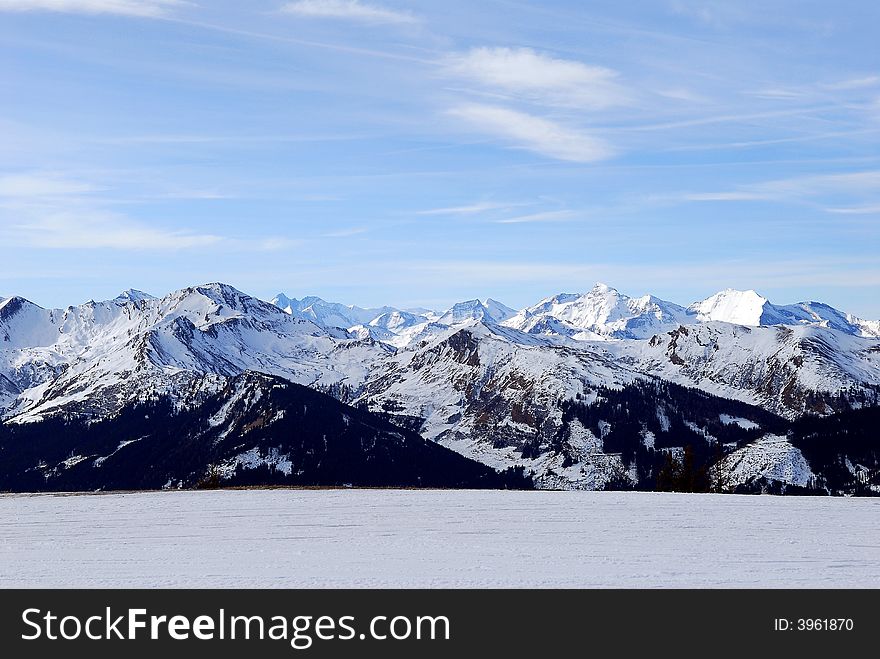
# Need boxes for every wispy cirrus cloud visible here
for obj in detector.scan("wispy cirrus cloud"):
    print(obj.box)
[668,0,748,27]
[683,170,880,205]
[255,236,305,251]
[5,210,304,252]
[0,173,101,197]
[0,0,186,17]
[493,210,577,224]
[448,104,614,163]
[321,226,369,238]
[0,173,279,252]
[416,201,523,216]
[6,213,222,250]
[821,76,880,91]
[280,0,418,25]
[443,47,628,110]
[824,205,880,215]
[745,76,880,105]
[683,191,770,202]
[417,202,577,224]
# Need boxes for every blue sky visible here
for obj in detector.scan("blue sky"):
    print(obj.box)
[1,0,879,317]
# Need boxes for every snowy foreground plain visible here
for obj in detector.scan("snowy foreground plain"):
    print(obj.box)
[1,490,878,588]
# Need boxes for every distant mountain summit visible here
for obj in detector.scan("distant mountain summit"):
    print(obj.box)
[502,283,692,339]
[272,293,422,330]
[114,289,155,304]
[690,288,880,338]
[437,298,517,325]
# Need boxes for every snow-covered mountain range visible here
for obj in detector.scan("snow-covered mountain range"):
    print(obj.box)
[272,283,880,343]
[1,282,878,494]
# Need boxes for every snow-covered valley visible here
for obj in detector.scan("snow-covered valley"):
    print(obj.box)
[1,489,877,588]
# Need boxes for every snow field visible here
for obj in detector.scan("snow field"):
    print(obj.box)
[1,489,877,588]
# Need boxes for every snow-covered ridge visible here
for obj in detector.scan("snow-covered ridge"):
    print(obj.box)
[0,283,384,422]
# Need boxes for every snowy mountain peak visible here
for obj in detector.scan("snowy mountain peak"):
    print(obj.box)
[171,283,255,312]
[686,289,880,337]
[689,289,769,326]
[214,283,287,308]
[271,293,298,315]
[368,310,423,332]
[542,292,582,306]
[0,296,58,350]
[481,298,517,322]
[0,295,43,320]
[270,293,408,331]
[298,295,325,309]
[438,300,484,325]
[194,282,245,297]
[114,289,155,304]
[0,295,20,314]
[438,298,516,326]
[631,294,666,310]
[503,285,691,340]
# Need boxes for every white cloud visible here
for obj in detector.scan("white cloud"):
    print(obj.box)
[683,171,880,205]
[0,174,100,197]
[0,173,217,250]
[632,107,823,132]
[0,172,288,252]
[8,214,222,250]
[494,210,576,224]
[825,205,880,215]
[654,88,709,103]
[321,227,368,238]
[683,191,772,202]
[417,201,522,216]
[821,76,880,91]
[0,0,185,17]
[668,1,748,27]
[444,47,627,110]
[255,236,305,250]
[745,88,809,101]
[280,0,417,25]
[448,104,614,163]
